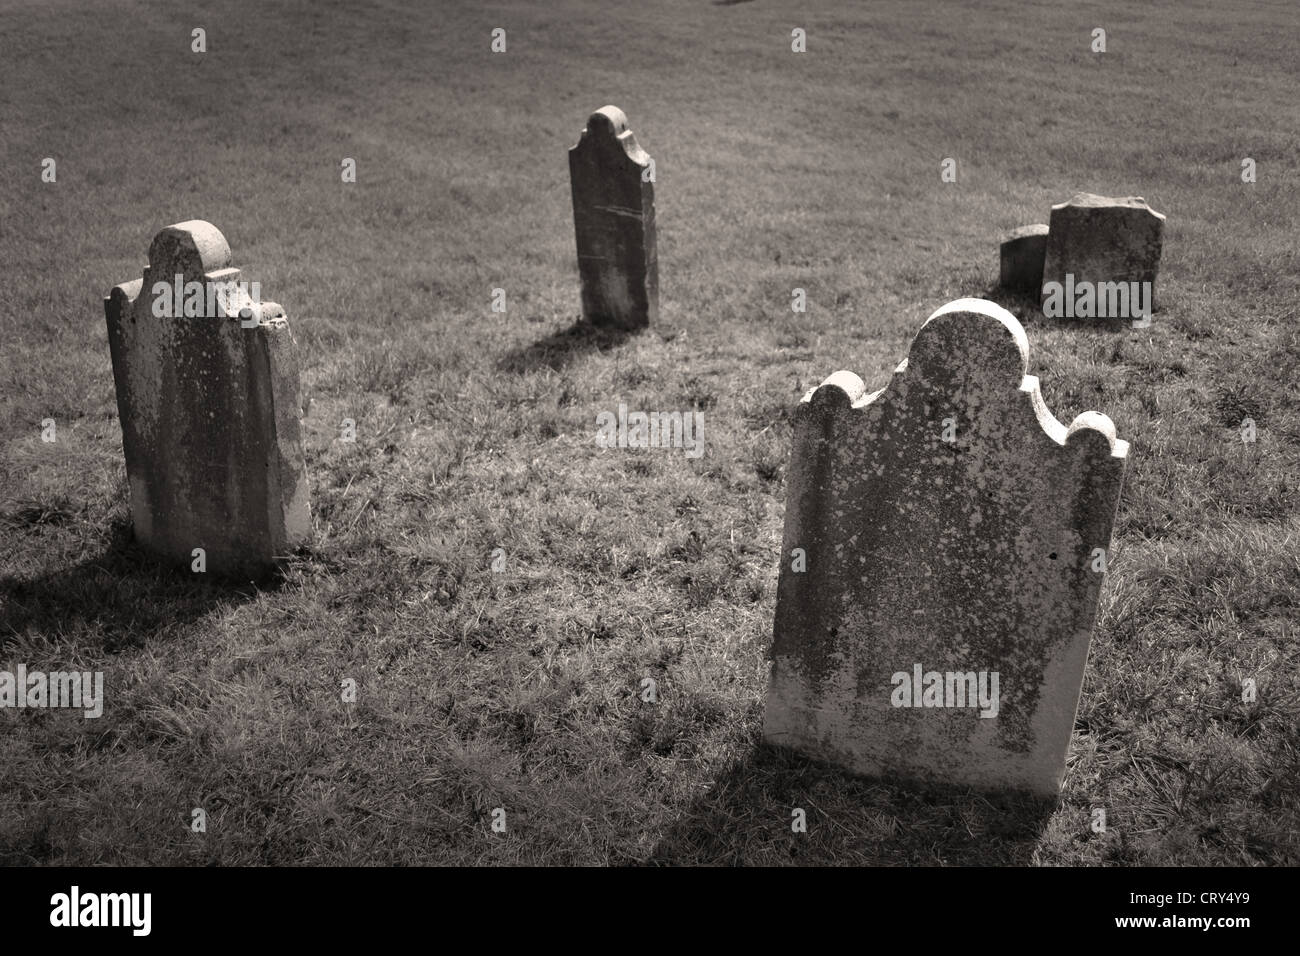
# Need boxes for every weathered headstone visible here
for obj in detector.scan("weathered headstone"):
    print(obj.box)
[764,298,1128,798]
[1041,193,1165,321]
[568,105,658,330]
[999,223,1049,293]
[104,220,310,578]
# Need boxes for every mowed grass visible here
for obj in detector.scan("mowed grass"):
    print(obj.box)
[1,0,1298,865]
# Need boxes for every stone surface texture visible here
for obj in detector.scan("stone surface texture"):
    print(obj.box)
[999,223,1049,293]
[568,105,658,330]
[1041,192,1165,307]
[104,220,310,578]
[764,298,1128,798]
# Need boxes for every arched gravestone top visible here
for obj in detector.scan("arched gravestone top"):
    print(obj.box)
[573,105,653,170]
[147,220,233,285]
[765,298,1128,798]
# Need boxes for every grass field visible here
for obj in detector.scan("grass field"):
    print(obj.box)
[1,0,1298,865]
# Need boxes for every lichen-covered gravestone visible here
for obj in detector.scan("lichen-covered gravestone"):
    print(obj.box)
[568,105,658,330]
[104,221,310,578]
[764,298,1128,798]
[1041,193,1165,317]
[999,223,1049,293]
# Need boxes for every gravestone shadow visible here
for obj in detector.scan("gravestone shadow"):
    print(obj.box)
[498,317,638,374]
[646,741,1056,866]
[966,282,1136,335]
[0,519,272,654]
[968,281,1041,318]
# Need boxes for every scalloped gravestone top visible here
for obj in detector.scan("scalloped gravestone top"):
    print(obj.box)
[104,220,310,579]
[764,299,1128,798]
[568,105,658,330]
[1041,193,1165,325]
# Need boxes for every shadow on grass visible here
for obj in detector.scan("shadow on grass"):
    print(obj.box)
[0,519,270,654]
[498,317,639,374]
[646,742,1055,865]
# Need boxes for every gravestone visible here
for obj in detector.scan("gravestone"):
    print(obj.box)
[1041,193,1165,318]
[568,105,658,330]
[999,224,1049,293]
[104,220,310,578]
[764,298,1128,798]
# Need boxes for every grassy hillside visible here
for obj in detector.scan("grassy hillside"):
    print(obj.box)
[1,0,1297,865]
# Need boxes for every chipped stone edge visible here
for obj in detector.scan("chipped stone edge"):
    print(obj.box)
[799,298,1130,460]
[1050,193,1167,223]
[240,300,289,329]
